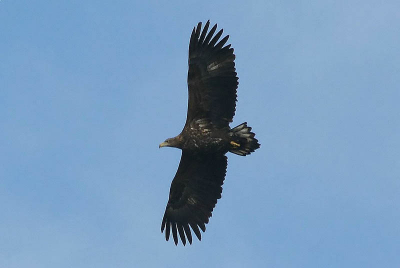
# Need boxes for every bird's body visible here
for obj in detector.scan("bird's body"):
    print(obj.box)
[159,21,260,245]
[175,119,230,152]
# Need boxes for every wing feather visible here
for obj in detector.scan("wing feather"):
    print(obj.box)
[177,223,186,246]
[183,224,192,244]
[161,151,227,245]
[171,222,178,245]
[214,34,229,50]
[203,23,217,47]
[189,222,202,241]
[198,21,209,45]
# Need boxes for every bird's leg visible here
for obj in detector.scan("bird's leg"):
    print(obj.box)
[230,141,240,148]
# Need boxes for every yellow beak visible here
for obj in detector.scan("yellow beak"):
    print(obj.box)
[159,142,168,148]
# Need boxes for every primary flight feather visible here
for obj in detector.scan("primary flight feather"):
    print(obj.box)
[159,21,260,245]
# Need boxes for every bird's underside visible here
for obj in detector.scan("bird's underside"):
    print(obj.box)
[159,21,260,245]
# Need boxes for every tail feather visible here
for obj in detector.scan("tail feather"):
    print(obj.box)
[229,122,260,156]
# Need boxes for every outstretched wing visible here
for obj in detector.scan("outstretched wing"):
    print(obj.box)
[161,151,227,245]
[186,21,238,128]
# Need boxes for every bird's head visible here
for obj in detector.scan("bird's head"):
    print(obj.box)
[159,135,183,149]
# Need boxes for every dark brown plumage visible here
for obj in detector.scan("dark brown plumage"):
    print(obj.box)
[159,21,260,245]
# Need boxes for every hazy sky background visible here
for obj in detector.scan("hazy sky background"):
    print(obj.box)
[1,1,399,267]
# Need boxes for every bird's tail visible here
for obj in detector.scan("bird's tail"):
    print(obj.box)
[229,122,260,156]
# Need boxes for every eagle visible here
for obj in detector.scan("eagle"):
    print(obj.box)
[159,21,260,245]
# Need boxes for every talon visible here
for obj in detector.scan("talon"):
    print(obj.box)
[230,141,240,148]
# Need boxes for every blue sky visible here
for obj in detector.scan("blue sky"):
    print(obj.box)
[1,1,399,267]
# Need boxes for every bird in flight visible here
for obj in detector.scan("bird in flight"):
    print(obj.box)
[159,21,260,245]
